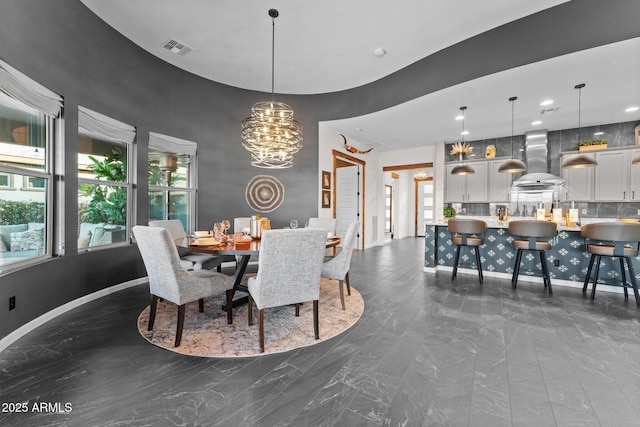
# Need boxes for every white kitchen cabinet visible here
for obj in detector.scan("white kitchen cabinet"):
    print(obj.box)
[594,150,630,201]
[561,152,594,201]
[445,161,487,202]
[488,160,512,202]
[627,148,640,200]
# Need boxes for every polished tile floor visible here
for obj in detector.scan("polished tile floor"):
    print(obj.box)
[2,237,640,426]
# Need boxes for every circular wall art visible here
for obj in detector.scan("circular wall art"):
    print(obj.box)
[245,175,285,213]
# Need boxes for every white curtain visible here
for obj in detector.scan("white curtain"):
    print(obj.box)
[78,106,136,143]
[0,58,63,117]
[148,132,197,156]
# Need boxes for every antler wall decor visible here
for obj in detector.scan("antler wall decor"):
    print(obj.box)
[449,141,473,157]
[340,134,373,154]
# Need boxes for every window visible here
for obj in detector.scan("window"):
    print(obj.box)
[148,132,197,232]
[77,107,135,250]
[0,59,62,271]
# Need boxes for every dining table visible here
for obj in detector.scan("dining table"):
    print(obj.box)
[190,232,342,308]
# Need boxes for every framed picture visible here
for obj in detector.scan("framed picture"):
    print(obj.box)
[322,190,331,208]
[322,170,331,189]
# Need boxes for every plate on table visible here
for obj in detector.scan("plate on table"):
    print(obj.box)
[191,237,221,246]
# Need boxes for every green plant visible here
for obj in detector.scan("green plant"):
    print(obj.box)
[0,200,45,225]
[80,148,127,225]
[577,139,608,147]
[444,206,457,218]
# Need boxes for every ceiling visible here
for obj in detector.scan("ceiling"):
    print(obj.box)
[81,0,640,151]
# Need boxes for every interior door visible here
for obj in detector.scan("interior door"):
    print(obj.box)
[336,164,360,249]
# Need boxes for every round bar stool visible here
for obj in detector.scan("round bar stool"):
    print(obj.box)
[580,222,640,306]
[447,218,488,284]
[508,220,557,294]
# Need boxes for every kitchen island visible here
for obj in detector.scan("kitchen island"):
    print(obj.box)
[424,218,635,293]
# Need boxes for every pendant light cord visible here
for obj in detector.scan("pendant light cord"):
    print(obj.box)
[271,16,275,101]
[510,96,517,157]
[576,83,585,143]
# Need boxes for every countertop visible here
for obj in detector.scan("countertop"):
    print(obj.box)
[427,217,622,232]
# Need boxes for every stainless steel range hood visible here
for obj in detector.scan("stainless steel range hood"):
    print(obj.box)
[512,130,564,187]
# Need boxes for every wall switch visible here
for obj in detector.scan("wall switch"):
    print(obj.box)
[581,209,587,214]
[9,296,15,311]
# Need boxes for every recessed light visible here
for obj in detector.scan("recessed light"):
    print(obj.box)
[626,106,639,112]
[461,131,469,136]
[593,131,604,136]
[454,115,464,120]
[531,120,543,126]
[354,127,362,132]
[540,100,554,106]
[374,47,387,57]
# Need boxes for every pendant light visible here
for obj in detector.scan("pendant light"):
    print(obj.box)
[451,106,475,175]
[241,9,303,169]
[561,83,598,169]
[498,96,527,173]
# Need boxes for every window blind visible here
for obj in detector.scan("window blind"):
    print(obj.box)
[0,58,63,117]
[149,132,197,156]
[78,106,136,143]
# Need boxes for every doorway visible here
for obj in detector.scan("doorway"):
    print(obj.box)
[415,177,434,236]
[332,149,364,249]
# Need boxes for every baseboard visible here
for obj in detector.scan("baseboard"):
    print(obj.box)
[0,277,148,353]
[424,265,626,295]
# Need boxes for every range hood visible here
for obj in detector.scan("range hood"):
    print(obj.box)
[512,130,564,187]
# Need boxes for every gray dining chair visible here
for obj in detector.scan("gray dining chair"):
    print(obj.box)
[133,225,234,347]
[321,221,359,310]
[307,217,337,234]
[247,228,327,353]
[581,222,640,306]
[149,219,222,271]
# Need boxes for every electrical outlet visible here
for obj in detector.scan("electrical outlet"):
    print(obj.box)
[9,296,15,311]
[553,260,560,267]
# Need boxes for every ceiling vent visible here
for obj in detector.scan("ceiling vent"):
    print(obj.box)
[162,38,193,56]
[540,107,560,114]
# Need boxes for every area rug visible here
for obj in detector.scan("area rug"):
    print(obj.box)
[137,277,364,357]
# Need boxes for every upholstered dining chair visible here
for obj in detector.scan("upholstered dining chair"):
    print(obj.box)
[307,217,337,234]
[247,228,327,353]
[149,219,222,271]
[132,225,234,347]
[321,221,359,310]
[581,222,640,306]
[508,220,557,294]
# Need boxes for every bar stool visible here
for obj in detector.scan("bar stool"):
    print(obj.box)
[448,218,488,284]
[508,220,557,294]
[581,222,640,306]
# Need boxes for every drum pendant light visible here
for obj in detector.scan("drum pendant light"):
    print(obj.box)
[499,96,527,173]
[451,106,475,175]
[561,84,598,169]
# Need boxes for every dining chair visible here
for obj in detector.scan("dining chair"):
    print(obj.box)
[247,228,327,353]
[447,218,488,284]
[581,222,640,306]
[321,221,359,309]
[508,220,557,294]
[132,226,234,347]
[149,219,222,271]
[307,217,337,234]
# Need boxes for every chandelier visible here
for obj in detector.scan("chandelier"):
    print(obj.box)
[241,9,302,169]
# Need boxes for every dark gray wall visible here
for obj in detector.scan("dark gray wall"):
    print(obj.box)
[1,0,639,338]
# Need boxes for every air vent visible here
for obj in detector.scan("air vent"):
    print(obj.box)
[540,107,560,114]
[162,38,193,56]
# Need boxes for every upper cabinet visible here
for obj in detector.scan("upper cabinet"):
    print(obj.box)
[562,147,640,202]
[445,159,511,203]
[488,160,512,202]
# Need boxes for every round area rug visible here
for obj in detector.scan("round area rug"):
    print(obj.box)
[245,175,284,213]
[137,277,364,357]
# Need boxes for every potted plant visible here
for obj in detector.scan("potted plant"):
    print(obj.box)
[444,206,457,219]
[578,139,608,151]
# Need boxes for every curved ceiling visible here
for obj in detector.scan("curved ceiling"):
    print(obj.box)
[80,0,568,94]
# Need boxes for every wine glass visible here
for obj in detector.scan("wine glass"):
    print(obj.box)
[290,219,298,229]
[222,219,230,235]
[213,222,224,240]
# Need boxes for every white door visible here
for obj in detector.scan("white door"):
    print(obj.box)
[417,180,433,236]
[336,165,360,249]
